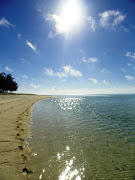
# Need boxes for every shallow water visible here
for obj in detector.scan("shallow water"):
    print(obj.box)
[27,95,135,179]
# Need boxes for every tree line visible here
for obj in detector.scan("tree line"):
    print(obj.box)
[0,73,18,93]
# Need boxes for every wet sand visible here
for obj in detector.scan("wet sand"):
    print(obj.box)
[0,94,52,180]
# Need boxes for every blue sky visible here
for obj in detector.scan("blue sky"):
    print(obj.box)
[0,0,135,95]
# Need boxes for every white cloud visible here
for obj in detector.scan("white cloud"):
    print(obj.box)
[82,57,87,63]
[126,52,135,60]
[82,57,98,63]
[48,31,56,38]
[63,65,82,77]
[56,72,68,78]
[89,78,98,84]
[45,13,68,35]
[127,63,135,70]
[45,68,54,76]
[45,65,82,78]
[0,17,14,28]
[88,57,98,63]
[30,83,40,89]
[89,78,109,85]
[100,68,106,73]
[22,75,28,79]
[121,68,126,72]
[127,62,132,67]
[80,49,85,55]
[17,34,21,39]
[45,14,54,21]
[103,80,109,85]
[26,41,38,53]
[5,66,13,72]
[125,75,134,80]
[88,16,96,31]
[99,10,126,29]
[20,58,31,65]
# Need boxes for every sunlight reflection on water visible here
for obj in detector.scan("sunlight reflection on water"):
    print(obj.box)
[38,145,85,180]
[27,95,135,180]
[57,97,83,110]
[58,146,85,180]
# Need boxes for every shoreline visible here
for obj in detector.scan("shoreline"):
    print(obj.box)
[0,94,52,180]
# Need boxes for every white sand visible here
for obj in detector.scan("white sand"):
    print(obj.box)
[0,94,52,180]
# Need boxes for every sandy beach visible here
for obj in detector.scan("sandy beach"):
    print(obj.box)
[0,94,52,180]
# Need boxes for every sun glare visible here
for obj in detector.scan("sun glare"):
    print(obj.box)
[56,0,83,34]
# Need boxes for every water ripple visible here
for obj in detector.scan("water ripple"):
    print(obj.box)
[27,95,135,179]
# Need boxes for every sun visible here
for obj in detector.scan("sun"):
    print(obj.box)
[55,0,83,34]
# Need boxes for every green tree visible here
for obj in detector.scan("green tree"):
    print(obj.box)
[0,73,18,93]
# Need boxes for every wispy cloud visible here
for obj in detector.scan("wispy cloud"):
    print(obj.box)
[20,58,31,65]
[45,65,82,78]
[45,13,67,36]
[63,65,82,77]
[30,83,40,89]
[82,57,87,63]
[26,41,38,53]
[89,78,109,85]
[100,69,105,73]
[88,16,96,31]
[121,68,127,72]
[127,62,135,70]
[120,26,129,32]
[0,17,14,28]
[45,68,54,76]
[45,68,67,78]
[103,80,109,85]
[17,34,21,39]
[22,75,28,79]
[126,52,135,60]
[5,66,13,72]
[125,75,134,80]
[100,68,109,73]
[48,31,56,38]
[82,57,98,63]
[89,78,98,84]
[44,14,57,38]
[99,10,126,29]
[80,49,85,55]
[56,72,68,78]
[127,62,132,67]
[88,57,98,63]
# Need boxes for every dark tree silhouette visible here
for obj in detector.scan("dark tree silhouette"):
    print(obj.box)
[0,73,18,93]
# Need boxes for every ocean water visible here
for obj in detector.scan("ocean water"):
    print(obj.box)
[27,95,135,180]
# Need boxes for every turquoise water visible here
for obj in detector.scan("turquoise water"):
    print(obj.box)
[27,95,135,179]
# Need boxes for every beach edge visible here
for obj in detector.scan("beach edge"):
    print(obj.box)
[0,94,53,180]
